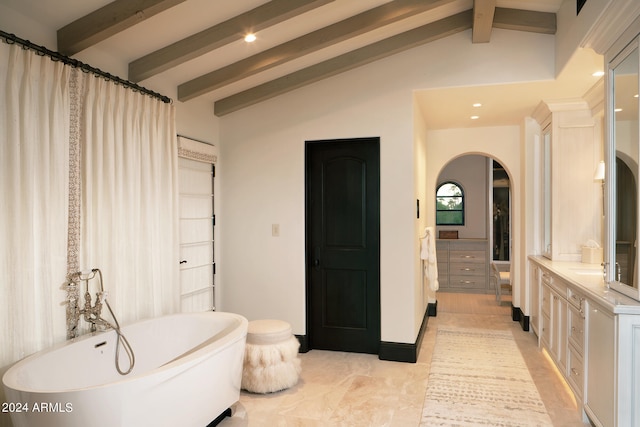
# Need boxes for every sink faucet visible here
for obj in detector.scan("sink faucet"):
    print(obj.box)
[602,261,623,286]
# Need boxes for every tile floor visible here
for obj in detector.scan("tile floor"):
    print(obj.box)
[222,293,591,426]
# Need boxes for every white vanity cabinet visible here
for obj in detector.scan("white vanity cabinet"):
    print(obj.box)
[538,268,576,394]
[529,256,640,426]
[585,303,640,427]
[584,300,615,427]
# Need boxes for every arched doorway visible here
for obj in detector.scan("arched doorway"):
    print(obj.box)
[434,154,512,297]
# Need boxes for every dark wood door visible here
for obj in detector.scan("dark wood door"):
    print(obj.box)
[306,137,380,354]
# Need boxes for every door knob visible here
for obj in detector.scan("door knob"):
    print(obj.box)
[313,247,320,269]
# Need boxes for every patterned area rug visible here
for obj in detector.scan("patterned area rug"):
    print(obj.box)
[421,327,553,426]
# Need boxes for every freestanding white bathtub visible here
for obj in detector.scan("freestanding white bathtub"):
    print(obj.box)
[2,311,247,427]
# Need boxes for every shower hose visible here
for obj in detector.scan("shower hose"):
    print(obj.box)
[92,269,136,375]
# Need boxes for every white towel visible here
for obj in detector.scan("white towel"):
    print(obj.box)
[420,230,429,260]
[420,227,439,291]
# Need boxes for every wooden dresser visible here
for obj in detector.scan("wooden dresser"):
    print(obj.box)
[436,239,488,292]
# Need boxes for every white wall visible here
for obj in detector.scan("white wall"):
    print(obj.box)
[414,98,430,315]
[219,28,551,344]
[0,4,576,346]
[218,71,417,342]
[556,0,609,74]
[425,126,522,307]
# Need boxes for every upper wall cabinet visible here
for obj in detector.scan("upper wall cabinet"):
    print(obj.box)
[533,100,601,262]
[605,19,640,301]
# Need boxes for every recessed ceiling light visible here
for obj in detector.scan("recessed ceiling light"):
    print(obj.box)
[470,115,479,120]
[615,108,623,112]
[473,103,482,108]
[244,33,257,43]
[592,71,604,77]
[635,94,639,98]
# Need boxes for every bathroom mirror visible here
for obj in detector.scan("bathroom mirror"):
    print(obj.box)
[607,37,640,301]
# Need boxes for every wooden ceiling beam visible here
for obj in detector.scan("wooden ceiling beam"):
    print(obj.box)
[213,10,473,116]
[493,7,556,35]
[129,0,334,83]
[472,0,496,43]
[57,0,187,56]
[178,0,458,102]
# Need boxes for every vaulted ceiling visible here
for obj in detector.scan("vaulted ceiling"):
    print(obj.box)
[2,0,603,125]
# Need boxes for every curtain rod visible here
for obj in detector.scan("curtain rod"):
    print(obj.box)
[0,30,172,104]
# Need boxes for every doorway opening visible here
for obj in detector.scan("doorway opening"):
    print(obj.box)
[435,154,512,296]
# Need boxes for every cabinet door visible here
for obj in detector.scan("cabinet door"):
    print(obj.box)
[616,314,640,427]
[553,291,568,373]
[540,284,552,349]
[530,265,541,336]
[585,302,615,427]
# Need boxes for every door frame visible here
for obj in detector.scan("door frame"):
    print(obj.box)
[304,137,381,353]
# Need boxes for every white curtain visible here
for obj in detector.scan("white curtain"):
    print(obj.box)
[78,74,180,325]
[0,43,71,367]
[0,41,180,370]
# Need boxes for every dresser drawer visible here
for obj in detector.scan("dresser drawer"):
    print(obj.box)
[449,275,486,289]
[549,275,567,296]
[568,288,585,311]
[450,250,485,263]
[568,305,585,353]
[541,285,551,317]
[568,347,584,398]
[449,262,485,276]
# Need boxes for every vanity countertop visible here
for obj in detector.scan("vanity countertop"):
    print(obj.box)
[529,255,640,315]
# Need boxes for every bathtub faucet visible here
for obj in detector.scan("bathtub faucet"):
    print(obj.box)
[67,269,113,336]
[81,287,109,333]
[65,269,135,375]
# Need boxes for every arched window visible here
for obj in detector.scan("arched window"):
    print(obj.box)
[436,182,464,225]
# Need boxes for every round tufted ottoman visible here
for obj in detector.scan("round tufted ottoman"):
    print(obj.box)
[241,319,301,394]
